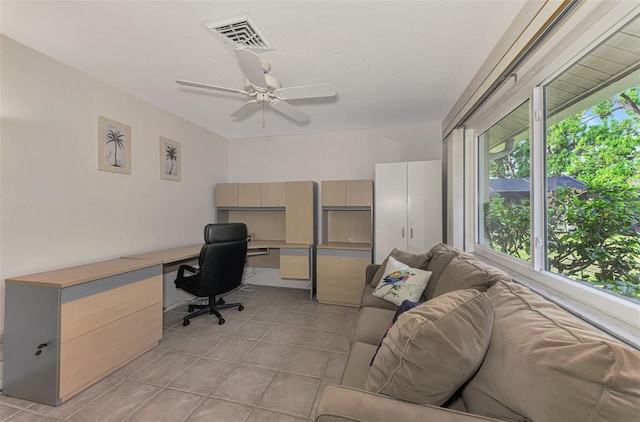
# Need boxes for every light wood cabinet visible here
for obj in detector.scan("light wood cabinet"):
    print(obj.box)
[4,259,162,406]
[215,183,239,207]
[321,180,373,207]
[374,161,442,263]
[215,181,317,291]
[316,251,371,306]
[285,181,316,244]
[238,183,262,207]
[261,182,286,207]
[317,179,373,306]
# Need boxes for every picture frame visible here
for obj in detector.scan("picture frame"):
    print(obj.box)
[98,116,131,174]
[160,137,181,181]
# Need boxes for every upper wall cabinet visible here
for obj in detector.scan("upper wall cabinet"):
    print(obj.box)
[238,183,262,207]
[321,180,373,207]
[215,183,239,207]
[215,182,286,208]
[261,182,286,207]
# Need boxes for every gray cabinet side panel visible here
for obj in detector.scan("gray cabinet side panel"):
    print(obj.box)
[4,283,60,406]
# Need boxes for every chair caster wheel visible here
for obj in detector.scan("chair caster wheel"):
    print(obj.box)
[183,319,190,327]
[238,305,244,311]
[218,318,225,325]
[188,306,194,312]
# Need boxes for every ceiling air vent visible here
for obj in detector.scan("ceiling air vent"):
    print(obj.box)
[202,12,274,53]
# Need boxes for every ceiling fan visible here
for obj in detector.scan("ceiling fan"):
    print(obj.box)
[176,49,337,123]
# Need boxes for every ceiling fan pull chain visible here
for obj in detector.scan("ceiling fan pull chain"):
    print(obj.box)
[262,100,266,128]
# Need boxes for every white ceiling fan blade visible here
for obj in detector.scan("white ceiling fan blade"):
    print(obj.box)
[176,80,249,95]
[274,83,337,100]
[270,100,309,122]
[236,49,267,89]
[230,100,260,118]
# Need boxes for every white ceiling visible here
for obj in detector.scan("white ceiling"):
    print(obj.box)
[1,1,527,139]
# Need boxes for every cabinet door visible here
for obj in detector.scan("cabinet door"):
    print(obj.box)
[261,182,286,207]
[285,181,315,244]
[321,180,346,206]
[407,161,442,253]
[346,180,373,206]
[238,183,262,207]
[374,163,408,263]
[215,183,238,207]
[317,253,369,307]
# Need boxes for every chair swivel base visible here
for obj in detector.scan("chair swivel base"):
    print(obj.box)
[182,297,244,326]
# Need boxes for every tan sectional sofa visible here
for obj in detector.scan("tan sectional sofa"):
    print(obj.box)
[316,243,640,422]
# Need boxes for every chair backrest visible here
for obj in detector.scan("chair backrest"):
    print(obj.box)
[197,223,248,297]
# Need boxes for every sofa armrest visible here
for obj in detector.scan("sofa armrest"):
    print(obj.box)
[317,386,503,422]
[365,264,380,286]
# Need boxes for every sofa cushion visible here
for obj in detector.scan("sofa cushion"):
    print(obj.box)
[371,248,430,287]
[372,256,432,305]
[360,284,400,311]
[341,341,378,389]
[428,255,511,300]
[364,289,494,406]
[370,300,422,365]
[353,307,396,345]
[462,281,640,422]
[423,251,458,300]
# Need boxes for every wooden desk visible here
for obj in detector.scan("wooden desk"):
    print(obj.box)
[123,244,202,264]
[4,258,163,406]
[124,241,315,300]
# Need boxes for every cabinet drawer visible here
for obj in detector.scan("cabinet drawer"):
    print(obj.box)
[280,255,309,280]
[61,275,162,342]
[317,255,370,306]
[59,302,162,401]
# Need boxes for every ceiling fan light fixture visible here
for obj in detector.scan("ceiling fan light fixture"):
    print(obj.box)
[202,11,275,53]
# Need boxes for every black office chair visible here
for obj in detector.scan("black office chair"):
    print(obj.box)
[174,223,248,326]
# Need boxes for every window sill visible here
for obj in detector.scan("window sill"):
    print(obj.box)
[473,246,640,350]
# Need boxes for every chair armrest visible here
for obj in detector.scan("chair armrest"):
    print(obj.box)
[365,264,381,286]
[316,386,503,422]
[176,264,199,280]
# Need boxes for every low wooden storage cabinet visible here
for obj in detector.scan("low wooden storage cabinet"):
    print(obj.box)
[316,249,371,306]
[4,259,163,406]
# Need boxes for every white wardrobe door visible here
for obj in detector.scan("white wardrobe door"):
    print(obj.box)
[407,160,442,253]
[374,162,408,263]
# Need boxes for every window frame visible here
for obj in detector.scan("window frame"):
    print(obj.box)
[462,4,640,347]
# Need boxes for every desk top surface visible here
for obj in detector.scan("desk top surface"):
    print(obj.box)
[5,258,163,288]
[123,244,202,264]
[122,241,313,265]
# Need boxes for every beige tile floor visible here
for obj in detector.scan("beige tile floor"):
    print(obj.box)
[0,286,358,422]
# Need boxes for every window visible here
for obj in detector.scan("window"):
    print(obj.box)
[478,101,531,261]
[544,17,640,301]
[474,14,639,304]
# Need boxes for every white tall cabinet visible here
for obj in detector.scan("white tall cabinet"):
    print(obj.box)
[374,161,442,263]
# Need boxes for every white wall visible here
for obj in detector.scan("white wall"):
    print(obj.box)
[0,36,228,330]
[228,124,441,182]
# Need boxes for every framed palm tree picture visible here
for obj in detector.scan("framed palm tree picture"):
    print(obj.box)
[160,137,181,181]
[98,116,131,174]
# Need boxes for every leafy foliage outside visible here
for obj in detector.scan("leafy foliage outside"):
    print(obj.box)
[485,87,640,300]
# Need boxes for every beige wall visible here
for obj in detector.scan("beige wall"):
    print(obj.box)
[0,36,228,330]
[227,124,442,183]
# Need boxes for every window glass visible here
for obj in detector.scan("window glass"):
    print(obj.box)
[545,16,640,301]
[478,101,531,260]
